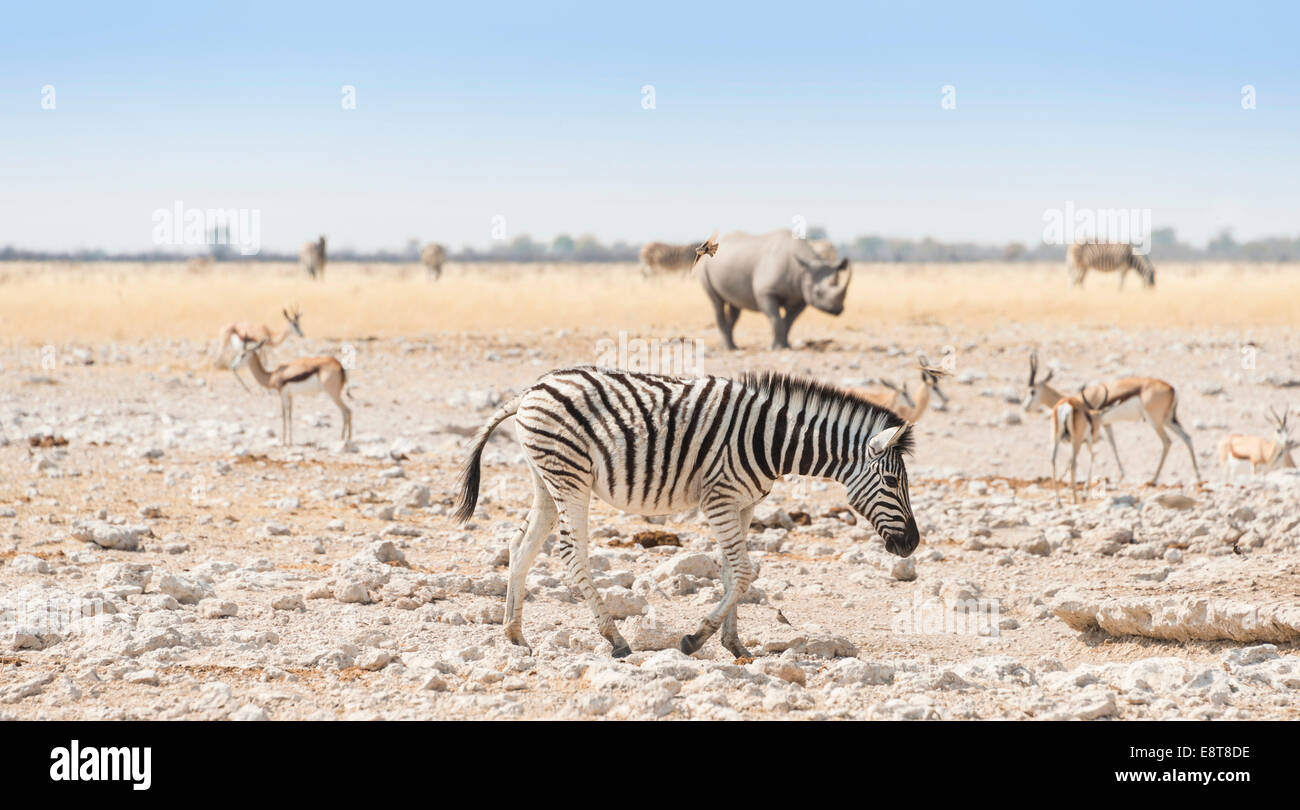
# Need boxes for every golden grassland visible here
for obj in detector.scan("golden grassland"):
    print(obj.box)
[0,260,1297,344]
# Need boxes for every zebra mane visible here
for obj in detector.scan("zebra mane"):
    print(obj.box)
[740,370,915,456]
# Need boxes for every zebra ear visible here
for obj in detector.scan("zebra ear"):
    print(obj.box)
[868,425,906,455]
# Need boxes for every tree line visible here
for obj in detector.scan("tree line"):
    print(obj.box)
[3,227,1297,263]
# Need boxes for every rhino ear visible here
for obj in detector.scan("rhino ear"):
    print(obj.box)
[794,253,814,272]
[836,257,849,271]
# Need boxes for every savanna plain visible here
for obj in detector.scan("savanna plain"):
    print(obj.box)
[2,260,1299,720]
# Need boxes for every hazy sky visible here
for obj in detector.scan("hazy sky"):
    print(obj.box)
[2,1,1298,253]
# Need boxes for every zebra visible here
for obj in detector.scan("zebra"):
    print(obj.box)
[421,242,446,279]
[453,365,919,659]
[301,236,327,280]
[1066,242,1155,289]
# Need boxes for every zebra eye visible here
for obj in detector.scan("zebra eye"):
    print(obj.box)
[883,475,899,488]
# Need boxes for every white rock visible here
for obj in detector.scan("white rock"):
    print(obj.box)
[154,573,213,604]
[199,599,238,619]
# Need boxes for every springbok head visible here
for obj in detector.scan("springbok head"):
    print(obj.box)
[232,338,268,372]
[282,304,305,338]
[1023,350,1055,412]
[1269,406,1295,454]
[917,354,950,407]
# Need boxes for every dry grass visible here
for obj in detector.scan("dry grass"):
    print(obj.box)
[1,260,1297,343]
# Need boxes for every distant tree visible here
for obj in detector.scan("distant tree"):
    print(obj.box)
[551,234,575,258]
[1207,228,1236,258]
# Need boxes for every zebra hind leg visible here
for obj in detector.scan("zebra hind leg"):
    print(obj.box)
[503,471,558,652]
[552,495,631,658]
[682,499,754,655]
[717,505,756,659]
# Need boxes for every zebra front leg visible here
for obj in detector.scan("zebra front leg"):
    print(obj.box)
[682,500,754,655]
[503,472,558,651]
[552,495,631,658]
[718,505,756,659]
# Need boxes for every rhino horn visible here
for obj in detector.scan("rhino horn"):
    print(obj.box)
[834,261,852,291]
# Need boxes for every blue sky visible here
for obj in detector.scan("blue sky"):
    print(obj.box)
[2,0,1297,252]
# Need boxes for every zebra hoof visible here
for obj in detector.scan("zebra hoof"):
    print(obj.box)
[679,634,702,655]
[611,644,632,659]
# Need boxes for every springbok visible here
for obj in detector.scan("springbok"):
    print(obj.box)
[1049,388,1105,505]
[422,243,446,279]
[1023,351,1200,484]
[301,236,327,280]
[856,357,949,423]
[1218,407,1297,480]
[1066,242,1155,289]
[232,339,352,446]
[212,306,304,390]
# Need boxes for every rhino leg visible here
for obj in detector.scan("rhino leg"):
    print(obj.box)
[709,295,739,350]
[760,296,794,350]
[781,301,806,348]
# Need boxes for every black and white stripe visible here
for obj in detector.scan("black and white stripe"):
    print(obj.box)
[1067,242,1155,287]
[454,365,920,659]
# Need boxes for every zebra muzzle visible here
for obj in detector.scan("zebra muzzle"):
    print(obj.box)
[884,518,920,558]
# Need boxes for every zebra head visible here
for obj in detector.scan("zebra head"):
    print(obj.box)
[847,423,919,557]
[1135,254,1156,287]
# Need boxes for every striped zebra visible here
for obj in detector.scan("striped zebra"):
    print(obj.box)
[453,366,919,659]
[301,236,327,280]
[1066,242,1155,289]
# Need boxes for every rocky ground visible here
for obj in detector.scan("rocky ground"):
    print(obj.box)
[2,322,1299,720]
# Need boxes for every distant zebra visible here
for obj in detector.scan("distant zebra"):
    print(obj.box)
[421,242,446,279]
[638,241,699,275]
[301,236,327,280]
[1066,242,1154,289]
[454,366,919,658]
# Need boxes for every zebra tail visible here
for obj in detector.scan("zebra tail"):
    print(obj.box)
[453,394,522,523]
